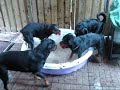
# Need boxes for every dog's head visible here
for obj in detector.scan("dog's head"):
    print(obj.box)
[42,38,57,51]
[49,24,61,35]
[75,23,88,36]
[60,33,76,50]
[36,38,57,52]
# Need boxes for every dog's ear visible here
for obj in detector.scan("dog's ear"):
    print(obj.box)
[68,39,78,49]
[50,24,59,30]
[47,42,57,51]
[68,39,74,46]
[47,43,53,49]
[83,28,88,34]
[55,25,59,29]
[67,34,75,43]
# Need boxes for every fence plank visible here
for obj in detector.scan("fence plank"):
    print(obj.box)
[0,0,113,32]
[64,0,70,29]
[91,0,101,18]
[75,0,80,24]
[77,0,86,22]
[0,0,11,32]
[31,0,38,23]
[51,0,57,24]
[85,0,93,19]
[44,0,51,24]
[26,0,33,23]
[71,0,76,29]
[12,0,22,31]
[6,0,16,32]
[100,0,104,12]
[37,0,44,23]
[57,0,65,28]
[18,0,27,28]
[0,8,5,32]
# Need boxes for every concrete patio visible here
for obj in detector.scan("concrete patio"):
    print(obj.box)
[0,32,120,90]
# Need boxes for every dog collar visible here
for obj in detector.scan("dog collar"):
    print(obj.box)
[72,45,79,51]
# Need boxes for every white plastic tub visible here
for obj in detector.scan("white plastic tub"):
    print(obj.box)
[21,28,94,75]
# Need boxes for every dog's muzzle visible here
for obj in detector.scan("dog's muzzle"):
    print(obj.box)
[60,44,69,48]
[60,42,69,49]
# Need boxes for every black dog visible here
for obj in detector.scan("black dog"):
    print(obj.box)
[20,22,61,49]
[60,33,104,60]
[0,38,57,90]
[75,12,106,36]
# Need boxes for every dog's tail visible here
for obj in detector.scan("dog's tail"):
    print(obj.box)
[88,55,100,63]
[97,12,106,22]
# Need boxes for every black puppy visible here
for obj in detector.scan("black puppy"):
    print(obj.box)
[20,22,61,49]
[0,38,57,90]
[60,33,104,60]
[75,12,106,36]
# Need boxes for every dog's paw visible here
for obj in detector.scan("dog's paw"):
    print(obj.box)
[88,55,100,63]
[39,83,50,87]
[41,82,50,87]
[44,79,50,87]
[34,75,41,79]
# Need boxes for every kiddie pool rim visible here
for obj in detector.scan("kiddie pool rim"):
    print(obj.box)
[21,28,94,75]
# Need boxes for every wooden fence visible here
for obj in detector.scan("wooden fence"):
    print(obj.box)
[0,0,113,32]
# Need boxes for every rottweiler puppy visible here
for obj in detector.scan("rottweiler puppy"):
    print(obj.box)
[0,38,57,90]
[75,12,106,36]
[20,22,61,49]
[60,33,104,61]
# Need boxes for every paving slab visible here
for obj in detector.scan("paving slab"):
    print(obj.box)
[0,41,10,53]
[0,32,19,42]
[0,32,120,90]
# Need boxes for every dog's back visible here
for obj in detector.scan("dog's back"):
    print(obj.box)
[20,23,47,37]
[20,23,45,31]
[85,12,106,28]
[77,33,104,47]
[78,33,104,56]
[0,51,31,71]
[20,23,52,48]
